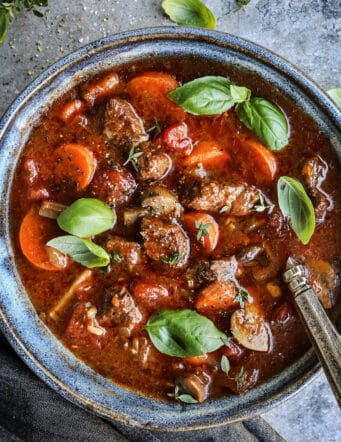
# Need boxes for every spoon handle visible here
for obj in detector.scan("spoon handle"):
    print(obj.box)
[295,287,341,407]
[283,258,341,407]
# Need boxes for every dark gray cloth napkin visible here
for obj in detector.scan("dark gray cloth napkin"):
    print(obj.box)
[0,333,284,442]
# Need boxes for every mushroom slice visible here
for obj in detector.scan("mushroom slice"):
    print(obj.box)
[306,258,337,309]
[142,185,183,217]
[177,371,212,403]
[39,201,67,219]
[230,303,270,352]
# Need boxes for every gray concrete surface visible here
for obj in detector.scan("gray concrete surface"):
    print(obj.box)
[0,1,340,440]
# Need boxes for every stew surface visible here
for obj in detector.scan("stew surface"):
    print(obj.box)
[10,58,341,403]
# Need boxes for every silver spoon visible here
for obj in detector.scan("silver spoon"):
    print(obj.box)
[283,257,341,407]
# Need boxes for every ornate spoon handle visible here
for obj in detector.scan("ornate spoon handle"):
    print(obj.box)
[283,258,341,407]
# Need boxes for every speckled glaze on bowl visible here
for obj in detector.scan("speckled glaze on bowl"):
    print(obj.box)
[0,27,340,431]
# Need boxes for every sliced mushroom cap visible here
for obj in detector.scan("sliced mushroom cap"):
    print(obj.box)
[142,185,183,217]
[230,303,270,352]
[177,371,212,403]
[306,258,337,309]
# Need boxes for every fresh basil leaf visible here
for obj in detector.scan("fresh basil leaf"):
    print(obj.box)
[162,0,216,29]
[168,76,234,115]
[0,13,9,47]
[146,309,227,357]
[57,198,115,238]
[277,176,315,245]
[230,85,251,103]
[327,88,341,108]
[220,355,230,374]
[236,97,289,150]
[47,235,110,268]
[177,394,198,404]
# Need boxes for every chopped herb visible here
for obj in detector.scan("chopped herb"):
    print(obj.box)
[167,384,198,404]
[253,192,274,213]
[234,287,249,307]
[160,252,180,265]
[111,252,121,263]
[219,204,231,214]
[123,146,143,172]
[234,366,245,390]
[195,221,213,241]
[147,117,162,135]
[221,355,230,374]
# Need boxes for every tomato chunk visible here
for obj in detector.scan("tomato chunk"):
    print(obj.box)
[162,122,193,155]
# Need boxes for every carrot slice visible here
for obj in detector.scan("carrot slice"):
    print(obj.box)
[183,141,231,169]
[183,212,219,253]
[83,73,119,106]
[59,99,85,123]
[53,143,96,190]
[19,206,66,271]
[237,136,278,184]
[127,72,185,125]
[195,281,237,314]
[131,281,170,310]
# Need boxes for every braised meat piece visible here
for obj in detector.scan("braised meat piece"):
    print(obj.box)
[301,155,333,222]
[141,217,190,267]
[99,287,145,336]
[103,97,149,147]
[90,165,137,205]
[137,143,172,181]
[185,257,238,289]
[105,236,145,272]
[188,180,259,216]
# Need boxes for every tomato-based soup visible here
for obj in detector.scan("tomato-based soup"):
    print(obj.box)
[10,58,341,402]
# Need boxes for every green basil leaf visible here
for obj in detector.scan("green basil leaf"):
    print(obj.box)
[57,198,115,238]
[236,97,289,150]
[277,176,315,245]
[0,13,9,47]
[168,76,234,115]
[177,394,198,404]
[162,0,216,29]
[230,85,251,103]
[146,309,227,357]
[327,88,341,108]
[220,355,230,374]
[47,235,110,268]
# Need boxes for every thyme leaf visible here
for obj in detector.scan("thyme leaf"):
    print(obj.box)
[123,146,143,172]
[195,221,213,241]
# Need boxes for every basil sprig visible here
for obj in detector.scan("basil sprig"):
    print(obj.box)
[168,76,288,151]
[327,88,341,108]
[146,309,227,357]
[168,76,235,115]
[162,0,216,30]
[277,176,315,245]
[47,236,110,268]
[57,198,116,238]
[236,98,288,151]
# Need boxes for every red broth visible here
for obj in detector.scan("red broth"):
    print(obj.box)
[10,59,341,402]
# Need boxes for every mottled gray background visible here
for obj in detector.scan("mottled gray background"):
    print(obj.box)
[0,0,340,441]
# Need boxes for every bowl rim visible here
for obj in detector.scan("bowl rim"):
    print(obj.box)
[0,26,339,430]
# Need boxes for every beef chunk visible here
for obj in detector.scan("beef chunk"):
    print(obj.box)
[105,236,145,272]
[103,97,148,147]
[99,287,145,335]
[90,165,137,205]
[137,147,172,181]
[188,180,259,216]
[301,156,333,222]
[141,217,190,267]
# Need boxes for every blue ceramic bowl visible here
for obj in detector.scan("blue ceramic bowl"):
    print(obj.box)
[0,27,340,430]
